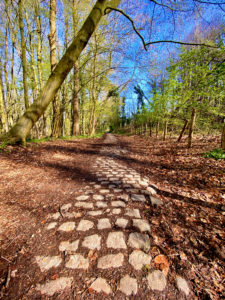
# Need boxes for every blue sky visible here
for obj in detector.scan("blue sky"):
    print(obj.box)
[106,0,225,116]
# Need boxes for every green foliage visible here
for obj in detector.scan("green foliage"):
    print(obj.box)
[203,148,225,160]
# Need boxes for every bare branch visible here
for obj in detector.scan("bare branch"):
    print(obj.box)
[105,7,148,51]
[105,7,218,50]
[146,40,217,48]
[193,0,225,4]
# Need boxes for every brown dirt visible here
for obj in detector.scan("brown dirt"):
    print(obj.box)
[0,134,224,299]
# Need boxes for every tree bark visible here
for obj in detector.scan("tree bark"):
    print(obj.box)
[156,121,159,138]
[177,119,188,142]
[163,120,168,141]
[187,108,196,148]
[49,0,61,138]
[71,0,80,136]
[221,123,225,151]
[18,0,29,109]
[1,0,121,145]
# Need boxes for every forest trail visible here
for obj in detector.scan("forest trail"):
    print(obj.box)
[0,134,224,299]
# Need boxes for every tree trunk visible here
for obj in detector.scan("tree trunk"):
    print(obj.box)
[221,123,225,151]
[0,60,8,132]
[89,33,98,136]
[187,108,196,148]
[177,119,188,142]
[145,123,148,136]
[163,120,168,141]
[1,0,121,145]
[156,121,159,138]
[71,0,80,136]
[18,0,29,109]
[49,0,61,138]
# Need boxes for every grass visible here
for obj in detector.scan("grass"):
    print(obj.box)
[203,148,225,160]
[27,133,105,144]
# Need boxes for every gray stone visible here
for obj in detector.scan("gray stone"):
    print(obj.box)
[46,222,57,230]
[75,202,93,209]
[111,201,125,207]
[147,270,167,291]
[58,222,75,232]
[100,189,110,194]
[128,232,150,251]
[94,185,101,189]
[176,276,190,296]
[125,208,141,218]
[96,201,107,208]
[129,250,151,270]
[150,196,163,206]
[120,194,129,202]
[66,254,89,269]
[77,220,94,231]
[139,180,148,186]
[93,195,104,201]
[112,208,121,214]
[35,256,62,272]
[115,218,128,229]
[90,278,112,294]
[119,275,138,296]
[97,253,124,269]
[82,234,101,250]
[59,240,79,252]
[61,203,72,211]
[49,212,60,220]
[106,232,127,249]
[113,189,123,193]
[133,219,150,232]
[146,186,157,195]
[131,194,146,202]
[97,218,111,229]
[101,181,109,185]
[36,277,72,296]
[88,210,102,216]
[77,195,89,201]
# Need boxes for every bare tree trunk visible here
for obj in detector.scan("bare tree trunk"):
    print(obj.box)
[71,0,80,136]
[1,0,121,145]
[156,121,159,138]
[163,120,168,141]
[149,121,152,137]
[89,34,98,136]
[177,119,188,142]
[0,60,8,132]
[18,0,29,109]
[145,123,148,136]
[49,0,61,138]
[188,109,196,148]
[221,123,225,151]
[0,71,7,133]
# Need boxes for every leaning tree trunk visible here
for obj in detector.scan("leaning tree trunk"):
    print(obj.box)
[1,0,121,145]
[187,108,196,148]
[177,119,188,142]
[221,123,225,151]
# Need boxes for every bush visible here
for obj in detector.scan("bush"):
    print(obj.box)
[203,148,225,160]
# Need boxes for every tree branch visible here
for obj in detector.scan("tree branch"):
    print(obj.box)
[105,7,148,51]
[105,7,217,50]
[146,40,217,48]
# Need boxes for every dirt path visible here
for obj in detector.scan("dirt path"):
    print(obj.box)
[0,134,223,299]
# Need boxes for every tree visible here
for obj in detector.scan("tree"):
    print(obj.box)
[0,0,121,144]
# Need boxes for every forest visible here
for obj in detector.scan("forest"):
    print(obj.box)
[0,0,225,299]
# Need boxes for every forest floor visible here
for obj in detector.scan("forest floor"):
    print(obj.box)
[0,133,224,299]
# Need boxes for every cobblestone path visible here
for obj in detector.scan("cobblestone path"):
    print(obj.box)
[34,134,190,298]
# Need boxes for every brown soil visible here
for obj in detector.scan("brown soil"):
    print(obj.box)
[0,134,224,299]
